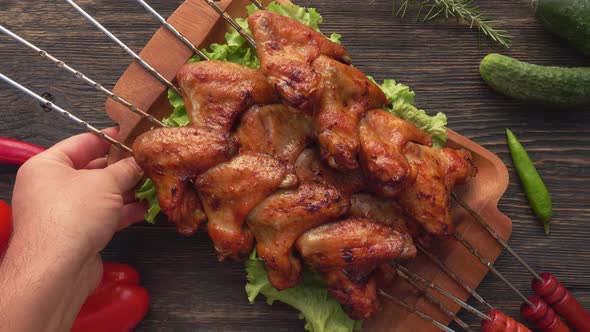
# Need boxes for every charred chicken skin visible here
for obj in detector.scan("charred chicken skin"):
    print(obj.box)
[132,10,479,322]
[235,104,313,164]
[177,60,278,132]
[296,218,416,319]
[133,126,238,235]
[248,10,350,113]
[312,56,388,170]
[195,151,292,261]
[247,183,349,290]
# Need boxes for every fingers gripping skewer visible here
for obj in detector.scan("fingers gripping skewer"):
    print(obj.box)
[0,25,166,128]
[453,193,590,331]
[135,0,210,61]
[65,0,182,96]
[378,289,457,332]
[0,73,133,154]
[204,0,257,49]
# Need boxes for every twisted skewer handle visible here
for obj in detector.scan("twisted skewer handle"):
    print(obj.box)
[482,310,532,332]
[532,272,590,331]
[520,297,571,332]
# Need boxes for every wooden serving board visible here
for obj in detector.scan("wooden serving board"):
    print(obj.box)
[105,0,512,331]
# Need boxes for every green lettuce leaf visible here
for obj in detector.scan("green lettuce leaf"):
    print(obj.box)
[245,251,362,332]
[379,79,447,148]
[135,179,160,224]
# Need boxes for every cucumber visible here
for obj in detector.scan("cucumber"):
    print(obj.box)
[480,53,590,108]
[535,0,590,57]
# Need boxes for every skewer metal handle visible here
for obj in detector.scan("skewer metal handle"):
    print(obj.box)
[532,272,590,331]
[482,310,532,332]
[520,297,572,332]
[0,72,132,154]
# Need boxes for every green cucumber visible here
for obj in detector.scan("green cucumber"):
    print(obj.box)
[535,0,590,57]
[480,53,590,108]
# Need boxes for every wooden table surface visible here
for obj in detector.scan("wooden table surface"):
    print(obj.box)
[1,0,589,331]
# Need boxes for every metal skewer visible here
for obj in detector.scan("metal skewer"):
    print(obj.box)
[203,0,257,49]
[65,0,182,96]
[0,72,133,154]
[0,25,166,128]
[453,232,533,306]
[395,264,490,321]
[135,0,210,61]
[417,243,494,310]
[250,0,264,10]
[395,270,473,331]
[378,289,456,332]
[452,193,541,281]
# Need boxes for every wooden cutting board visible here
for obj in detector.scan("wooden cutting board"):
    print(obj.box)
[105,0,511,330]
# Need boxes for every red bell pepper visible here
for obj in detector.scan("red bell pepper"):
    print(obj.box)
[71,263,150,332]
[0,137,45,165]
[0,199,12,257]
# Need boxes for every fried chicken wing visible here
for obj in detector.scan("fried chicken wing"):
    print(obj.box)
[195,152,290,261]
[248,10,350,112]
[247,183,349,290]
[296,218,416,319]
[133,126,238,235]
[359,109,432,197]
[313,56,387,170]
[177,61,278,131]
[398,144,477,237]
[294,148,366,196]
[235,104,313,164]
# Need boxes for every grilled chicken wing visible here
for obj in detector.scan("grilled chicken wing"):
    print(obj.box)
[294,148,366,196]
[296,218,416,319]
[313,56,388,170]
[359,109,432,197]
[248,10,350,112]
[398,143,476,237]
[247,183,349,290]
[177,61,278,131]
[195,152,290,261]
[235,104,313,164]
[133,127,238,235]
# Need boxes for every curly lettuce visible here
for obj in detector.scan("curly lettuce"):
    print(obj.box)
[246,251,362,332]
[379,79,447,148]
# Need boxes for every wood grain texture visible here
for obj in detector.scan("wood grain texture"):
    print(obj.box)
[0,0,589,331]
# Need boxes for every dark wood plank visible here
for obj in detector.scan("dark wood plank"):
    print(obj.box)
[0,0,589,331]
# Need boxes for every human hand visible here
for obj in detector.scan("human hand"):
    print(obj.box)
[0,128,146,332]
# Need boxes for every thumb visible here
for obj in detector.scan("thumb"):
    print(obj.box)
[104,157,144,194]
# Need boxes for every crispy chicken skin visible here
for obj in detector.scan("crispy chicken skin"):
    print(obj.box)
[296,218,417,319]
[313,56,388,170]
[248,10,350,112]
[177,61,278,131]
[133,126,238,235]
[195,151,289,261]
[235,104,313,164]
[359,109,432,197]
[294,148,366,196]
[247,183,349,290]
[398,143,477,237]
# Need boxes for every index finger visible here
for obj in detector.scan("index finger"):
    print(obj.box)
[44,127,120,169]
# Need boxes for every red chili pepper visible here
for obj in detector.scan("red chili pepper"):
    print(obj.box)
[72,263,150,332]
[0,199,12,256]
[0,137,45,165]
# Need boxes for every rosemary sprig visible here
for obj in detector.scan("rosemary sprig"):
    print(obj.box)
[393,0,512,48]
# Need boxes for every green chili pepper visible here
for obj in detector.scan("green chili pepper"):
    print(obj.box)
[506,129,552,235]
